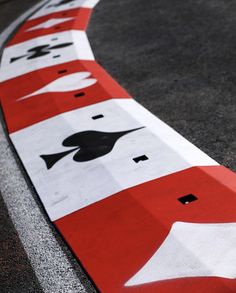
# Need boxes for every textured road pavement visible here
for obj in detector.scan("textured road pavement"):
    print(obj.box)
[88,0,236,172]
[0,0,235,292]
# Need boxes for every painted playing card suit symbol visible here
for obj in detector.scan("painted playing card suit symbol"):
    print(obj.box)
[10,42,73,63]
[17,72,97,101]
[27,17,75,31]
[40,127,144,169]
[47,0,75,8]
[125,221,236,286]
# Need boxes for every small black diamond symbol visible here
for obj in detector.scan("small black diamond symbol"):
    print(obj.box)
[92,114,104,120]
[133,155,149,163]
[178,194,198,205]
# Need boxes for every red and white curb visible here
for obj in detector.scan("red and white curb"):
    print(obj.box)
[0,0,236,292]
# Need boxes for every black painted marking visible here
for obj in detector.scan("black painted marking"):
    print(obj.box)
[74,92,85,98]
[47,0,75,8]
[51,38,58,41]
[92,115,104,120]
[50,43,73,50]
[178,194,198,205]
[133,155,148,163]
[10,55,28,63]
[58,69,68,74]
[40,127,145,169]
[53,55,61,58]
[10,43,73,63]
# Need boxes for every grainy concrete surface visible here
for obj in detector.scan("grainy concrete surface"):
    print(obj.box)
[0,0,236,292]
[0,192,43,293]
[0,0,37,32]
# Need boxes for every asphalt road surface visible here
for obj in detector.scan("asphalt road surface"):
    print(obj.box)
[0,0,235,292]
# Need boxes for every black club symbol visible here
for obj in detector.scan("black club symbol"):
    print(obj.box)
[10,42,73,63]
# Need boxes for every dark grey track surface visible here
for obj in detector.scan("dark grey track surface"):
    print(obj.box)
[88,0,236,171]
[0,193,43,293]
[0,0,235,292]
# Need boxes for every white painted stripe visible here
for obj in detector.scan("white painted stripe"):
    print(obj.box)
[0,30,94,81]
[10,99,218,221]
[30,0,100,20]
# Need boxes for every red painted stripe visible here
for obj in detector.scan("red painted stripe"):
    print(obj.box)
[55,166,236,293]
[0,60,131,133]
[7,8,92,46]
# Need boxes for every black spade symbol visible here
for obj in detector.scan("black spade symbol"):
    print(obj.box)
[40,127,144,169]
[47,0,75,8]
[10,43,73,63]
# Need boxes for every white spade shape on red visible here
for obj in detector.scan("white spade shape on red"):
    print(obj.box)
[17,72,97,100]
[125,222,236,286]
[27,17,75,31]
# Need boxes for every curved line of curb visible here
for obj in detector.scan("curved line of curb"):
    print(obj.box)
[0,1,96,293]
[0,1,236,292]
